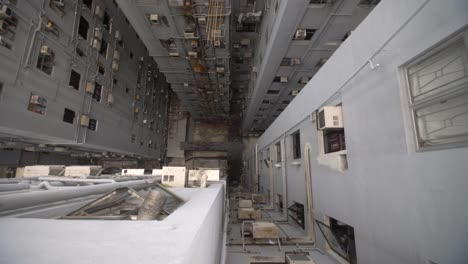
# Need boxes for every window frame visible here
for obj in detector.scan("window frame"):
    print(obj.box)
[402,28,468,151]
[292,130,301,159]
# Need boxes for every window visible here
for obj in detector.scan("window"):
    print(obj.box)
[131,134,136,143]
[282,100,290,105]
[280,58,291,66]
[99,39,108,57]
[130,52,134,59]
[76,47,85,57]
[404,30,468,149]
[276,142,281,162]
[292,131,301,159]
[316,217,357,264]
[27,94,47,115]
[113,78,118,85]
[36,47,54,75]
[267,90,279,95]
[97,64,105,75]
[69,70,81,90]
[93,82,102,102]
[78,16,89,40]
[82,0,92,9]
[63,108,75,124]
[88,118,98,131]
[103,12,111,31]
[0,82,3,98]
[169,175,174,182]
[262,100,270,104]
[125,87,129,94]
[293,29,316,40]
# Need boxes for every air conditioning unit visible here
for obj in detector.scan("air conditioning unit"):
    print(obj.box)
[317,106,343,130]
[291,58,301,65]
[184,31,195,38]
[214,40,221,47]
[113,50,120,61]
[85,81,95,94]
[52,0,65,8]
[198,17,206,24]
[46,20,55,31]
[252,67,258,73]
[285,253,317,264]
[94,29,102,40]
[300,76,310,84]
[169,52,179,57]
[295,29,307,40]
[0,5,13,19]
[95,6,104,19]
[80,115,90,127]
[40,45,51,55]
[168,0,184,7]
[115,30,121,41]
[107,93,114,105]
[92,38,101,49]
[149,14,159,24]
[0,20,9,34]
[134,107,139,113]
[191,40,198,48]
[292,90,299,96]
[216,66,225,73]
[233,43,240,49]
[112,61,119,71]
[188,51,198,58]
[280,76,288,83]
[240,38,250,47]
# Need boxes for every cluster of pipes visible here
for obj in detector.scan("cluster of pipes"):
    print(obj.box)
[0,175,177,220]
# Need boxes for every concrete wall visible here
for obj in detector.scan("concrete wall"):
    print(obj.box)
[248,0,468,263]
[0,0,170,159]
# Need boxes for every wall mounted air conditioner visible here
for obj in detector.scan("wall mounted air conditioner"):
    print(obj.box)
[80,115,90,127]
[317,106,343,130]
[188,51,198,58]
[169,51,179,57]
[95,6,104,19]
[45,21,56,31]
[94,28,102,40]
[280,76,288,83]
[0,5,13,20]
[198,17,206,24]
[114,30,121,41]
[134,107,139,113]
[184,31,195,38]
[107,93,114,105]
[214,40,221,47]
[191,40,198,48]
[240,38,250,47]
[300,76,310,84]
[112,61,119,71]
[216,66,225,73]
[85,81,95,94]
[40,45,51,55]
[113,50,120,61]
[92,38,101,49]
[291,58,301,65]
[292,90,299,96]
[295,29,307,40]
[149,14,159,24]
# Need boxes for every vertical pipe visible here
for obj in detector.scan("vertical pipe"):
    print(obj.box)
[304,143,315,241]
[280,137,288,219]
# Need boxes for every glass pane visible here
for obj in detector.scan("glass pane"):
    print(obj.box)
[415,92,468,147]
[408,39,468,102]
[316,220,351,262]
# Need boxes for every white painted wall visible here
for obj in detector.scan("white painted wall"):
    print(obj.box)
[252,0,468,263]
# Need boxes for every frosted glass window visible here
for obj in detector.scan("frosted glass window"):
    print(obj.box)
[406,30,468,149]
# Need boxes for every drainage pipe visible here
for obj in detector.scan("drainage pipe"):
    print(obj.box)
[304,143,315,241]
[0,179,156,213]
[137,190,166,220]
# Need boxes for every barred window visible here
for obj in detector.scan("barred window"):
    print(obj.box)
[405,29,468,149]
